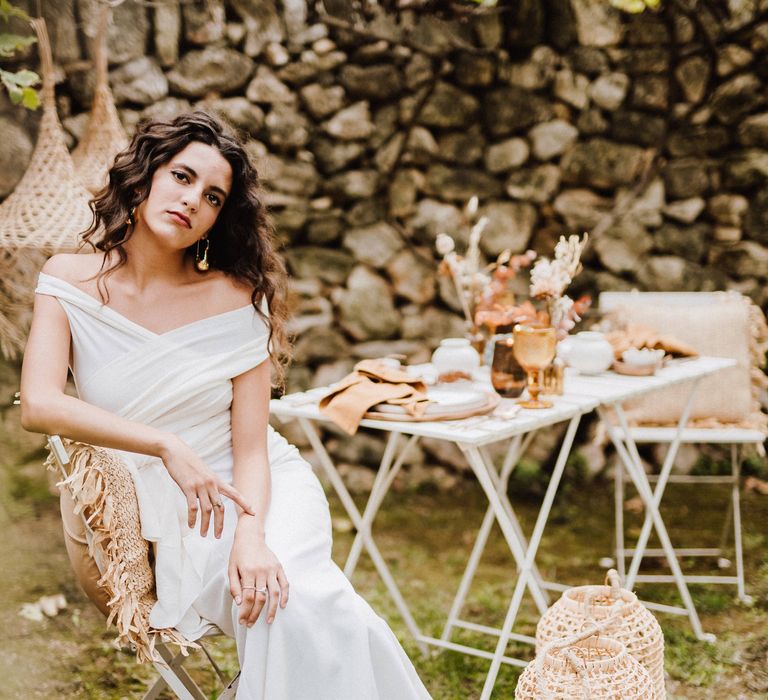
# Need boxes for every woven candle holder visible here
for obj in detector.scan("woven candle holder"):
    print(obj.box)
[0,17,95,358]
[516,629,654,699]
[71,2,128,195]
[535,570,664,699]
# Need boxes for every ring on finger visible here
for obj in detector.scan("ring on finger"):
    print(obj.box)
[213,499,224,508]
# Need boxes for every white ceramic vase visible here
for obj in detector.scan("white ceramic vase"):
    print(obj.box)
[431,338,480,378]
[560,331,614,375]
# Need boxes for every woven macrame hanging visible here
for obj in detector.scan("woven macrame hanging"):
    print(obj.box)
[535,570,665,700]
[516,629,654,700]
[72,2,128,195]
[0,17,95,358]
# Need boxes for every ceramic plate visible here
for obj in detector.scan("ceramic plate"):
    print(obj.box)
[372,386,489,415]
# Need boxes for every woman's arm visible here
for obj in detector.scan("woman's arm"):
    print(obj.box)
[20,288,254,536]
[228,359,289,626]
[21,291,174,455]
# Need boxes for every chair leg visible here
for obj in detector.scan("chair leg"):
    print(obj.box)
[717,489,734,563]
[147,644,208,700]
[216,671,241,699]
[199,639,227,684]
[142,675,169,700]
[615,443,626,580]
[731,445,752,605]
[144,643,240,700]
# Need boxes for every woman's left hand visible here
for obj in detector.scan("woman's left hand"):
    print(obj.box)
[228,521,289,627]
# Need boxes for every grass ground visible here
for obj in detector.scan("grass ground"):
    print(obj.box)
[1,445,767,699]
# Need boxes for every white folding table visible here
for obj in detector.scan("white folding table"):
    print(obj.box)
[270,356,734,699]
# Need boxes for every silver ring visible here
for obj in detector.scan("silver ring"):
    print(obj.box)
[213,500,224,508]
[241,585,268,595]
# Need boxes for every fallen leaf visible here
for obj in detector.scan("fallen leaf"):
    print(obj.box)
[18,593,68,622]
[19,603,44,622]
[332,517,354,533]
[625,495,645,514]
[744,477,768,495]
[39,594,67,617]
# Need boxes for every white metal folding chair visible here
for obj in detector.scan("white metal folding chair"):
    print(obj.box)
[47,434,240,700]
[599,292,765,605]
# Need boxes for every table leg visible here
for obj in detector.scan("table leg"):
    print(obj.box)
[625,379,701,586]
[480,437,550,612]
[460,441,551,618]
[297,418,429,654]
[476,414,582,700]
[615,445,626,580]
[345,433,419,577]
[600,404,713,642]
[441,433,548,644]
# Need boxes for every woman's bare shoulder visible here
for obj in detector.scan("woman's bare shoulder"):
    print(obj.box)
[200,271,256,309]
[41,253,105,286]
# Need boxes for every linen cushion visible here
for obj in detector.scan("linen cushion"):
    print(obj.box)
[59,486,110,616]
[616,297,754,424]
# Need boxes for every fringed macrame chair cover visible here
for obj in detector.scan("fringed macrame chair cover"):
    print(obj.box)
[0,18,95,359]
[72,2,128,195]
[45,438,198,663]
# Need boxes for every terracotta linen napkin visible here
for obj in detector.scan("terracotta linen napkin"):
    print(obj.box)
[606,323,699,360]
[319,359,431,435]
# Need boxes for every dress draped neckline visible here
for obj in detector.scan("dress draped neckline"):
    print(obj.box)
[37,271,255,339]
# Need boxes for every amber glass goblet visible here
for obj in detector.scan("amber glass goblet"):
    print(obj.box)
[512,325,557,409]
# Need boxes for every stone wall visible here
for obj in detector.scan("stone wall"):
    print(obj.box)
[1,0,767,477]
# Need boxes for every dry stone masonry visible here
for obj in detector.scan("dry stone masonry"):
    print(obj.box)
[1,0,767,477]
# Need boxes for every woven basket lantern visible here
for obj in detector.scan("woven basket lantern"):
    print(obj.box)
[0,17,95,358]
[71,2,128,195]
[535,570,664,699]
[516,630,654,700]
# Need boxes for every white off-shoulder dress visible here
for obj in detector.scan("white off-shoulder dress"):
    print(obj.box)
[35,272,432,700]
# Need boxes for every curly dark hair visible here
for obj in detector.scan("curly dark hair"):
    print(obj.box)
[80,111,291,387]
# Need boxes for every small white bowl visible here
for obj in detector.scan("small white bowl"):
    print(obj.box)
[621,348,665,367]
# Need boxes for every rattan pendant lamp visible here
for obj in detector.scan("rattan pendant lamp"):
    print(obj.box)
[0,17,95,358]
[72,1,128,194]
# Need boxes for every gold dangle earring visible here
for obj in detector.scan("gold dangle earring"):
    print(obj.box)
[125,206,136,226]
[195,237,210,271]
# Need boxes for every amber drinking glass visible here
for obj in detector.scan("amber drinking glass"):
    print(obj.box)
[491,338,527,398]
[512,325,557,409]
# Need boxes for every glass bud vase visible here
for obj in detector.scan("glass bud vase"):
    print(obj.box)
[490,337,527,398]
[466,325,486,365]
[542,357,565,395]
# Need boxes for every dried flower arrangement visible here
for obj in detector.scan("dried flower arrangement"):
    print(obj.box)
[435,201,592,344]
[435,196,536,336]
[529,233,592,340]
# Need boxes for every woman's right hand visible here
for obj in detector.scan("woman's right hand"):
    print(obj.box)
[159,434,255,538]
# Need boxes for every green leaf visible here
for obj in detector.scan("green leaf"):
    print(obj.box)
[5,81,22,104]
[0,32,36,57]
[1,68,40,109]
[6,68,39,87]
[20,85,39,109]
[0,0,31,22]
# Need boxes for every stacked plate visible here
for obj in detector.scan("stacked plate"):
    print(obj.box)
[370,385,494,420]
